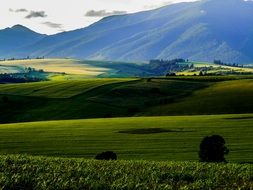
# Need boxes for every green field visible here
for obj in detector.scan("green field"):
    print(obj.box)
[142,79,253,116]
[0,76,252,123]
[0,155,252,190]
[0,78,206,123]
[0,114,252,163]
[0,79,133,98]
[0,65,252,188]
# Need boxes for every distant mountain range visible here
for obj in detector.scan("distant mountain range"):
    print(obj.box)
[1,0,253,63]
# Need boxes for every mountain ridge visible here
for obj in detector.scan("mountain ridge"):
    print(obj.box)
[1,0,253,63]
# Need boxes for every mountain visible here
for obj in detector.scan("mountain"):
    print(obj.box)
[1,0,253,63]
[0,25,46,58]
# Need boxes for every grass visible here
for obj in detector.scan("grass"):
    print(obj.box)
[142,79,253,116]
[0,155,252,190]
[0,77,252,123]
[0,114,252,163]
[0,78,207,123]
[0,78,133,98]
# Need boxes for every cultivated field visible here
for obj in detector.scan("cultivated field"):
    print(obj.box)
[0,155,252,190]
[0,59,109,77]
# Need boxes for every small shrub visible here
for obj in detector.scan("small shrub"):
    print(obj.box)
[95,151,117,160]
[199,135,229,163]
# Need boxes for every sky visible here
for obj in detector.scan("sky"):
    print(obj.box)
[1,0,197,35]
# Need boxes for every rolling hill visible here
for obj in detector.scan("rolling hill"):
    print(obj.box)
[0,76,253,124]
[1,0,253,63]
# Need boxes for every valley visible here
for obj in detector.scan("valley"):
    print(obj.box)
[1,0,253,189]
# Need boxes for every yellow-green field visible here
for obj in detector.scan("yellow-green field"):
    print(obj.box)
[0,59,109,77]
[177,61,253,75]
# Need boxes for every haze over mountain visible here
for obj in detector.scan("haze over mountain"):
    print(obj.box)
[1,0,253,63]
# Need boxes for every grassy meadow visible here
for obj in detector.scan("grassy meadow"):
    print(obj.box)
[142,79,253,116]
[0,76,253,123]
[0,114,252,163]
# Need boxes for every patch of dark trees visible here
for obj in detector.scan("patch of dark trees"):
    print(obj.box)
[0,56,45,62]
[95,134,229,163]
[199,135,229,163]
[213,59,247,68]
[0,68,46,83]
[141,59,193,76]
[0,73,43,83]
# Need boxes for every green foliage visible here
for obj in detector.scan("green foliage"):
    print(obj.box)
[0,155,252,190]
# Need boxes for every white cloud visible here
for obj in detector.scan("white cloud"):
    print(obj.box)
[85,10,127,17]
[25,11,47,19]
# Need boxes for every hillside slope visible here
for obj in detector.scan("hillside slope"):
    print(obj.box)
[0,114,252,162]
[0,77,253,124]
[0,25,46,58]
[1,0,253,63]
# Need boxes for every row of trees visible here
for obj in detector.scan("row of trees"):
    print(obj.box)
[0,56,45,62]
[146,59,194,76]
[0,73,44,83]
[213,59,244,68]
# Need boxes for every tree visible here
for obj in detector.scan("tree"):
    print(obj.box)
[166,72,176,77]
[95,151,117,160]
[199,135,229,162]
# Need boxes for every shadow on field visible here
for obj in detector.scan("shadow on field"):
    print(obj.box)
[224,116,253,120]
[118,128,194,134]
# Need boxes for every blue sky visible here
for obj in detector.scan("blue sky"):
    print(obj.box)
[1,0,197,34]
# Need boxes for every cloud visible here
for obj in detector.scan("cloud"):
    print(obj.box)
[9,8,28,13]
[25,11,47,19]
[15,8,28,12]
[42,21,63,29]
[85,10,127,17]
